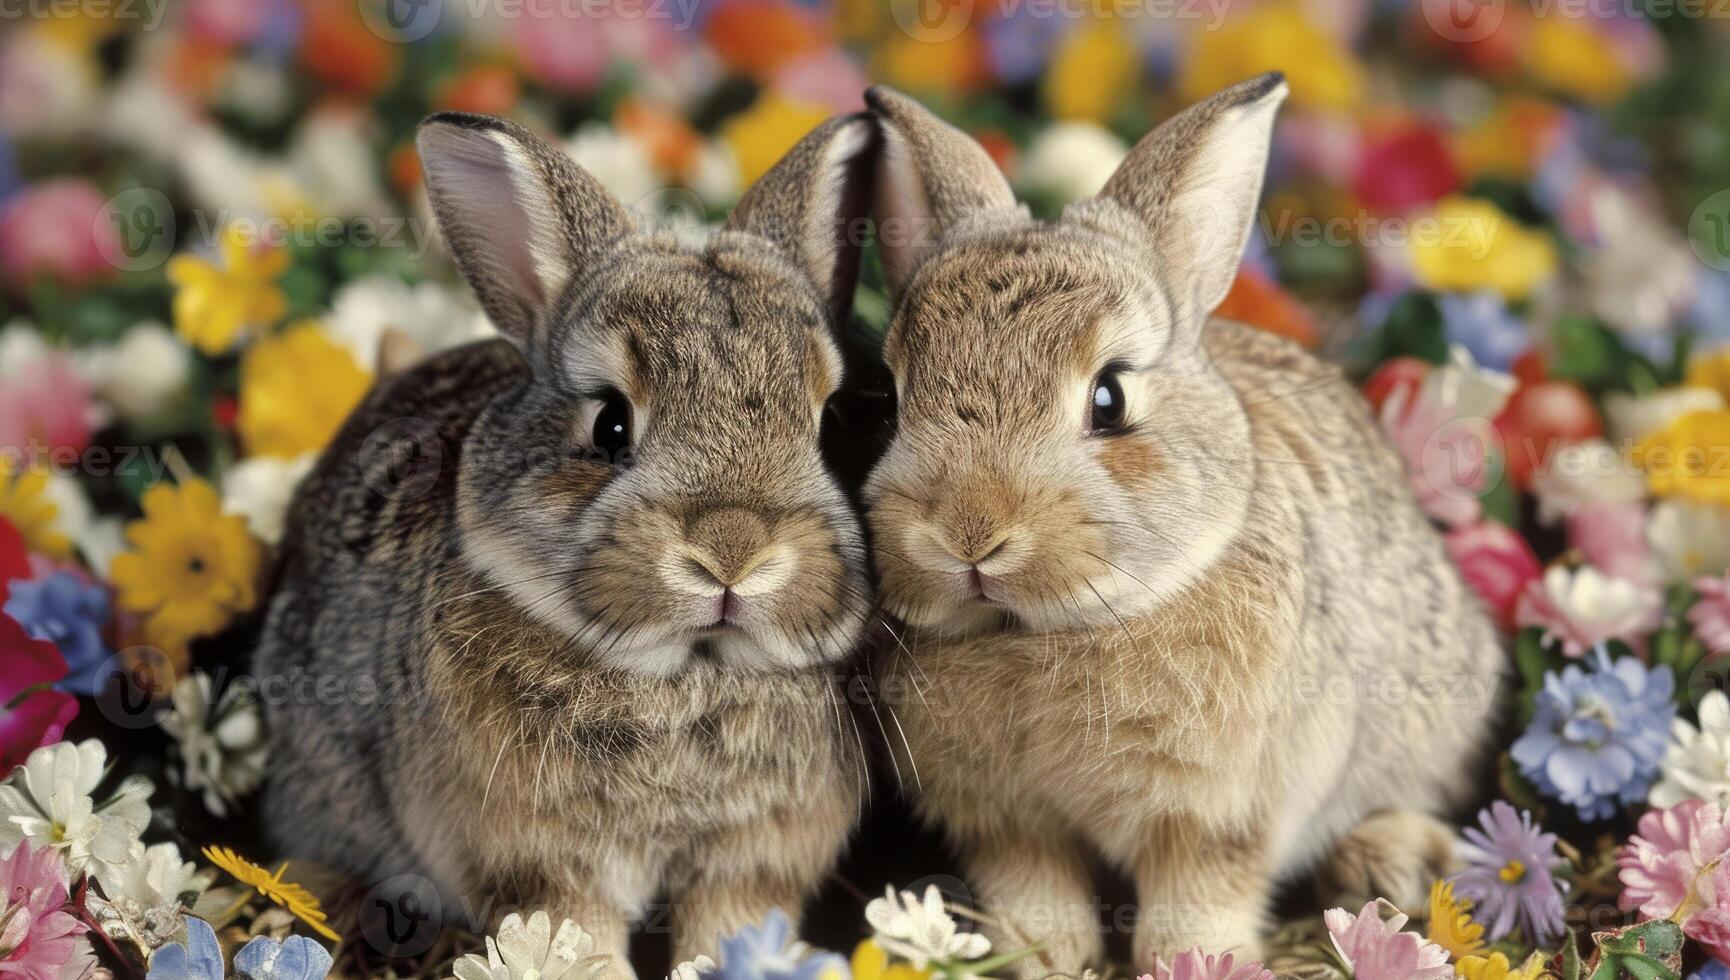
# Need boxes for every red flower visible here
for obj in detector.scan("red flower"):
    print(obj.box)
[0,517,27,606]
[1351,120,1460,214]
[1494,380,1603,490]
[0,611,77,775]
[1444,520,1541,631]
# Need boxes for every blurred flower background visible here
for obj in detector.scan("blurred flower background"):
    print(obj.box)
[3,0,1730,977]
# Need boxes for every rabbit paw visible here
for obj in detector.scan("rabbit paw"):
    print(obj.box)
[1320,810,1458,912]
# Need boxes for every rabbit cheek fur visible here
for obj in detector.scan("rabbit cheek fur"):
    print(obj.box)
[254,112,878,968]
[862,77,1507,971]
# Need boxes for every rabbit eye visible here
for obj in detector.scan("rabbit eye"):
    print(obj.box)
[591,389,633,462]
[1089,370,1127,434]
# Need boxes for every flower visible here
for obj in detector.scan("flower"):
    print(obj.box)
[1424,879,1484,960]
[1451,801,1568,945]
[1321,900,1452,980]
[1512,648,1674,820]
[1043,19,1138,124]
[159,672,266,817]
[201,846,339,941]
[0,466,71,560]
[450,910,606,980]
[1181,1,1362,111]
[237,323,371,460]
[849,941,927,980]
[1444,521,1541,631]
[0,178,117,290]
[0,612,77,773]
[146,914,224,980]
[565,123,663,206]
[323,275,491,374]
[165,225,290,355]
[221,453,315,547]
[4,572,110,696]
[1618,801,1730,937]
[713,909,847,980]
[109,478,263,652]
[0,739,152,878]
[1524,14,1632,105]
[1453,951,1551,980]
[1513,565,1662,657]
[1531,439,1646,526]
[865,885,989,969]
[674,956,720,980]
[1635,409,1730,506]
[1144,948,1276,980]
[1652,690,1730,808]
[1408,196,1558,301]
[89,839,214,952]
[1689,348,1730,404]
[1016,121,1126,204]
[1568,501,1655,587]
[1437,291,1526,372]
[1379,346,1516,528]
[233,932,336,980]
[1605,387,1725,444]
[0,331,95,459]
[1351,120,1460,216]
[1213,270,1320,349]
[1694,573,1730,654]
[0,841,85,979]
[720,93,831,187]
[1647,500,1730,583]
[74,323,191,422]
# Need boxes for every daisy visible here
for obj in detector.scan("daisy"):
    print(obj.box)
[1652,689,1730,808]
[865,885,989,969]
[0,739,152,878]
[108,478,263,653]
[1451,801,1568,945]
[159,672,267,817]
[451,910,608,980]
[1322,900,1452,980]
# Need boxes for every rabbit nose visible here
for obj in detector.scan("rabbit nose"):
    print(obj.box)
[684,508,777,588]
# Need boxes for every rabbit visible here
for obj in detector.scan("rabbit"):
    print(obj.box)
[252,109,880,972]
[859,74,1508,974]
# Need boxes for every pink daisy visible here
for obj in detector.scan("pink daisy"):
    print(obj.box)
[0,841,85,979]
[1323,901,1453,980]
[1143,948,1276,980]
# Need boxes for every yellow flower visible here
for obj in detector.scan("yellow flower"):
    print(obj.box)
[203,845,340,942]
[1452,98,1564,181]
[1180,2,1362,111]
[872,30,981,100]
[851,939,932,980]
[1044,19,1139,123]
[1455,950,1552,979]
[721,93,833,186]
[166,226,291,355]
[1687,348,1730,404]
[1427,880,1485,960]
[1524,16,1629,106]
[1634,409,1730,506]
[1409,196,1558,301]
[110,479,263,650]
[0,466,71,560]
[238,323,372,459]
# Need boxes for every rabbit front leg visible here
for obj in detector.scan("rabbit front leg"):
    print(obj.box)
[966,829,1102,980]
[1130,814,1270,968]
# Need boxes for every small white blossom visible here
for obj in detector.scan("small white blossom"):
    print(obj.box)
[669,955,715,980]
[1530,438,1646,525]
[159,673,267,818]
[865,885,990,969]
[565,124,662,206]
[0,739,153,878]
[88,840,214,951]
[1017,122,1127,204]
[1604,386,1725,444]
[1651,690,1730,808]
[450,911,609,980]
[324,275,493,373]
[1647,499,1730,583]
[75,323,192,422]
[222,453,316,546]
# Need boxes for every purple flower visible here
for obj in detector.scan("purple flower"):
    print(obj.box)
[1510,647,1674,820]
[981,9,1065,86]
[710,910,845,980]
[3,571,110,696]
[1438,291,1527,371]
[1451,800,1569,946]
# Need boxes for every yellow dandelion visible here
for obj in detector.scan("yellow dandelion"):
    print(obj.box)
[202,845,340,942]
[1454,949,1553,979]
[0,466,72,559]
[1427,879,1485,960]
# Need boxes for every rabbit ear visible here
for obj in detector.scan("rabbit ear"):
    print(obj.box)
[724,114,878,326]
[1095,72,1288,318]
[417,112,633,351]
[864,85,1016,298]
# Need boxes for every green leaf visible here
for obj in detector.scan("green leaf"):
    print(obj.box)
[1514,628,1554,693]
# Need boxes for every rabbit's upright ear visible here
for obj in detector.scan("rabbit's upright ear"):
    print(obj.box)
[863,86,1016,298]
[417,112,633,352]
[1095,72,1288,320]
[725,114,879,326]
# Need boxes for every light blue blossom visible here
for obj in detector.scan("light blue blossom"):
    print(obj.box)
[147,916,225,980]
[1510,647,1674,821]
[233,933,334,980]
[1437,291,1527,371]
[4,572,111,696]
[708,910,848,980]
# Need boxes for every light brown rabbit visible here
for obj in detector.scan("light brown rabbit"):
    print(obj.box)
[861,74,1507,973]
[253,111,878,972]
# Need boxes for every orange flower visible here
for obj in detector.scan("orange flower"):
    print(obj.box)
[706,0,828,78]
[1214,271,1320,350]
[298,0,400,96]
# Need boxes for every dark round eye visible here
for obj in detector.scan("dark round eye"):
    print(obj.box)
[591,390,632,462]
[1089,371,1127,433]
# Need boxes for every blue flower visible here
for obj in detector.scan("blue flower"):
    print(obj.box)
[981,9,1065,86]
[1691,962,1730,980]
[1451,800,1568,945]
[147,916,225,980]
[709,910,848,980]
[234,933,334,980]
[1438,291,1527,371]
[3,572,111,696]
[1511,647,1674,821]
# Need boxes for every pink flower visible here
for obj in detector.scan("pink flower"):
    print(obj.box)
[1569,500,1655,587]
[0,841,84,979]
[1445,520,1541,631]
[773,49,868,113]
[1143,949,1276,980]
[1323,901,1453,980]
[183,0,271,46]
[1378,349,1515,529]
[1617,799,1730,920]
[1514,564,1663,657]
[0,179,118,291]
[0,612,76,775]
[1693,573,1730,655]
[0,345,95,458]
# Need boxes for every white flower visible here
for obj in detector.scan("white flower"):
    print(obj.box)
[324,275,493,373]
[75,323,191,421]
[0,29,99,140]
[864,885,990,969]
[1578,187,1698,338]
[1604,386,1726,444]
[1651,690,1730,809]
[1016,122,1127,204]
[88,840,214,950]
[102,69,198,163]
[1530,438,1647,525]
[1647,499,1730,584]
[0,740,153,878]
[288,106,393,219]
[688,141,741,208]
[668,956,715,980]
[1516,564,1664,657]
[222,453,316,546]
[565,124,662,207]
[450,910,608,980]
[159,673,267,818]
